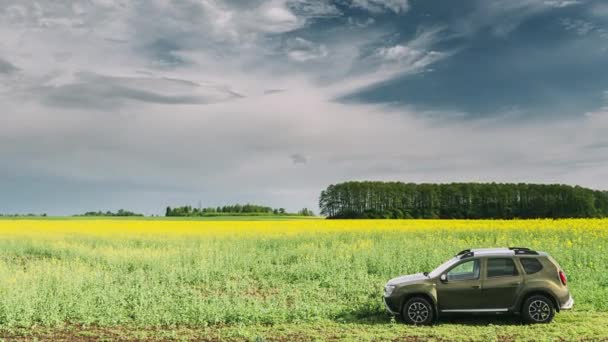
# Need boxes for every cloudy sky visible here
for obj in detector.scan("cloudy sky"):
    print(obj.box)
[1,0,608,215]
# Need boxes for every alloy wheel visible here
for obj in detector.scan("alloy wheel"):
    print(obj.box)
[407,301,429,323]
[528,300,551,322]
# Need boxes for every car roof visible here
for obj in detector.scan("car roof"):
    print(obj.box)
[457,247,548,258]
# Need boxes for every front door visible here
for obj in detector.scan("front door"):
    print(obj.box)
[480,257,523,310]
[436,258,482,311]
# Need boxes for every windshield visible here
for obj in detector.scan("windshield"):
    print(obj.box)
[428,256,460,278]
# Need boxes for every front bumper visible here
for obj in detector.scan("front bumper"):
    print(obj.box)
[384,296,400,315]
[560,296,574,310]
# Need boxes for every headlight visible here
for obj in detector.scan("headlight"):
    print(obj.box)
[384,285,396,297]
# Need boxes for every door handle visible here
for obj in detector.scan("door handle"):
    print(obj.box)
[471,285,480,289]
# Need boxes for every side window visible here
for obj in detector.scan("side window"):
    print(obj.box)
[447,259,480,281]
[487,258,519,278]
[520,258,543,274]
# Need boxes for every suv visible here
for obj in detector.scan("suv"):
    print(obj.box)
[383,247,573,325]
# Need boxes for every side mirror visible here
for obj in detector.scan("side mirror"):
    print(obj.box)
[440,274,448,283]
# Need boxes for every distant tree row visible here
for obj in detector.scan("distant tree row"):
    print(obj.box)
[0,213,47,217]
[319,182,608,219]
[165,204,315,217]
[77,209,144,217]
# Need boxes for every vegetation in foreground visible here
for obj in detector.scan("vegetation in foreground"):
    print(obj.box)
[0,219,606,340]
[3,311,608,341]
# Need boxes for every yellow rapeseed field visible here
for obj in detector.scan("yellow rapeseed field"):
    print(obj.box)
[0,218,606,333]
[1,218,607,237]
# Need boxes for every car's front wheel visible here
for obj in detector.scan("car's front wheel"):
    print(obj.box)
[522,295,555,324]
[402,296,434,325]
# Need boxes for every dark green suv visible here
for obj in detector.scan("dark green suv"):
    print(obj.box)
[383,248,573,325]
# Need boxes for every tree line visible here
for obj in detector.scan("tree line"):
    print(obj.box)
[165,204,315,217]
[319,182,608,219]
[77,209,144,217]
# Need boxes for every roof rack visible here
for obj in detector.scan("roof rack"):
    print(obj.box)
[509,247,539,255]
[459,252,475,259]
[455,247,539,259]
[513,249,539,255]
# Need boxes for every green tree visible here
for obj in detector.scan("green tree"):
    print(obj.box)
[319,181,605,219]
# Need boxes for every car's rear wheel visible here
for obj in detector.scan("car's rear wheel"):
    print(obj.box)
[402,297,434,325]
[522,295,555,324]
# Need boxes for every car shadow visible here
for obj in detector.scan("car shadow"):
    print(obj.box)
[334,308,524,326]
[438,313,524,326]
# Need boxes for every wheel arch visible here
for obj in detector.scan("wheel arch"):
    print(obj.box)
[400,292,438,319]
[518,290,560,313]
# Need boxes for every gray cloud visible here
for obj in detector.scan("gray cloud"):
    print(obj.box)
[561,18,597,35]
[583,142,608,150]
[34,73,243,110]
[0,58,18,74]
[290,153,308,164]
[264,89,286,94]
[561,17,608,40]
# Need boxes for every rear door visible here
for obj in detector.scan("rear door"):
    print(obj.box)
[436,258,482,311]
[480,257,523,310]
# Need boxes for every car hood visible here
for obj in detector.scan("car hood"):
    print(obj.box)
[386,272,428,286]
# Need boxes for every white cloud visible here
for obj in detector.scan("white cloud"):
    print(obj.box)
[377,45,420,61]
[544,0,581,8]
[351,0,409,14]
[460,0,584,37]
[561,18,596,35]
[288,0,342,18]
[560,17,608,40]
[330,27,448,96]
[254,0,304,33]
[285,37,328,62]
[374,43,444,74]
[348,17,376,28]
[545,0,581,8]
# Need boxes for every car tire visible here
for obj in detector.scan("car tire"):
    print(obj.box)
[522,295,555,324]
[401,297,434,325]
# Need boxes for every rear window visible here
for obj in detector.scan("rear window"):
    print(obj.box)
[520,258,543,274]
[487,258,519,277]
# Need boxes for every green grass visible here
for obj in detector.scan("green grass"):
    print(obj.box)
[2,312,608,341]
[0,219,606,340]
